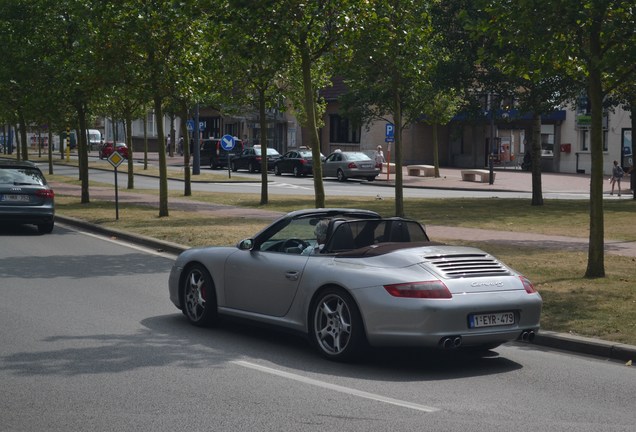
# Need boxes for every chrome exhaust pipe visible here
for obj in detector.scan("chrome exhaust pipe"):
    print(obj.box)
[519,330,536,342]
[440,336,462,349]
[441,337,454,349]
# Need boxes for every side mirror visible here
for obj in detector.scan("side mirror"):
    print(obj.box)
[237,239,254,250]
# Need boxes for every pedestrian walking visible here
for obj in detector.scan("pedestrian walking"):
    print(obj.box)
[374,145,385,168]
[610,160,624,196]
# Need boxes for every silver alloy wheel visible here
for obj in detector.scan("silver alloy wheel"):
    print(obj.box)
[184,267,207,322]
[337,169,346,182]
[313,293,352,356]
[293,166,300,177]
[182,264,217,326]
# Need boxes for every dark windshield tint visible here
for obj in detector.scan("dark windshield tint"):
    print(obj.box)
[0,168,46,185]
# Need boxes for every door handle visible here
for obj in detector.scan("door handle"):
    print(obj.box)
[285,271,299,281]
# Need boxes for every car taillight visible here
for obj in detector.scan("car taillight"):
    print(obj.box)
[347,162,358,169]
[300,159,306,165]
[256,156,262,161]
[384,281,452,299]
[520,276,537,294]
[36,189,55,199]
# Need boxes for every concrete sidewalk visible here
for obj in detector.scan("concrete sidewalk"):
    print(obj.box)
[160,151,634,196]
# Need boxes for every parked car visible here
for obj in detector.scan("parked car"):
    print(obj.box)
[0,160,55,234]
[230,146,281,173]
[273,149,324,177]
[168,208,542,362]
[322,151,381,181]
[99,141,128,160]
[200,138,243,169]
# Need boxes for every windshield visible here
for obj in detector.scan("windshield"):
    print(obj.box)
[0,168,46,186]
[255,148,280,156]
[345,152,372,161]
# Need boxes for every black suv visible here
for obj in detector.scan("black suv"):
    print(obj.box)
[0,160,55,233]
[200,138,243,169]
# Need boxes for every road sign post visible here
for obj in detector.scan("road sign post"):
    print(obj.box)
[221,134,236,179]
[107,151,125,220]
[385,123,394,181]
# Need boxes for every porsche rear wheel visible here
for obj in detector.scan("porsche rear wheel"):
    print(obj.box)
[309,288,366,362]
[181,264,218,327]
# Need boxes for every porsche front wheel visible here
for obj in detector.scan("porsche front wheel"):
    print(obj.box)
[309,288,366,362]
[181,264,218,327]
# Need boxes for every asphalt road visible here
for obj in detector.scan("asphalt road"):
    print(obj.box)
[52,164,541,200]
[1,224,634,431]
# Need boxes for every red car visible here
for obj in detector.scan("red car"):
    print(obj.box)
[99,142,129,159]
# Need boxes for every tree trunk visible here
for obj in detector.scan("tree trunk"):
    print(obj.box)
[585,23,605,278]
[300,46,325,208]
[47,128,53,175]
[631,101,635,200]
[258,88,269,205]
[126,114,134,189]
[432,122,440,178]
[179,105,191,197]
[530,113,544,206]
[18,111,27,161]
[393,88,404,217]
[169,114,175,158]
[77,105,90,204]
[143,114,148,170]
[154,95,169,217]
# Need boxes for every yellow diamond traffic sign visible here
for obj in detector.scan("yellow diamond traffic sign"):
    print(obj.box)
[108,151,125,168]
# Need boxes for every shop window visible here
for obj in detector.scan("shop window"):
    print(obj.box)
[580,129,608,151]
[329,114,360,144]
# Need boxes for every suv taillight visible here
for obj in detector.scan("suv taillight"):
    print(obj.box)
[36,189,55,199]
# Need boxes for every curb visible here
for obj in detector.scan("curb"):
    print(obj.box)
[530,331,636,362]
[55,214,636,364]
[56,214,187,256]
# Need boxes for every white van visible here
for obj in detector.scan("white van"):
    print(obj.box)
[87,129,101,151]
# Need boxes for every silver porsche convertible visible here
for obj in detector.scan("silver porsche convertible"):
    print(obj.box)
[168,208,542,361]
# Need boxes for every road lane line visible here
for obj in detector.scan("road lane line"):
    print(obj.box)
[233,360,439,413]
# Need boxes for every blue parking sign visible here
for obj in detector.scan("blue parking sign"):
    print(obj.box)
[385,123,394,138]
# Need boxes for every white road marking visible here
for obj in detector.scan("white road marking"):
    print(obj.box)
[233,360,439,413]
[61,224,177,259]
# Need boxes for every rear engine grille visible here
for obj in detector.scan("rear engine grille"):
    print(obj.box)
[424,253,511,278]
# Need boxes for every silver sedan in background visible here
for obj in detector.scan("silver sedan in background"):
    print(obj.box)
[322,151,381,181]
